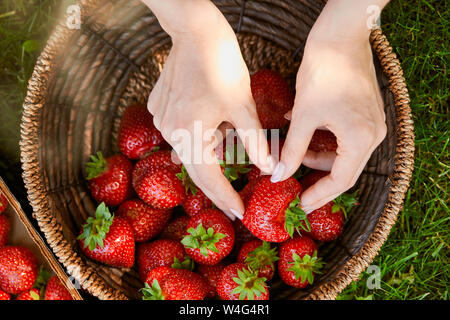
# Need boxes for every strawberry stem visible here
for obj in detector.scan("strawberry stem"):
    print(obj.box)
[86,151,108,180]
[176,165,198,195]
[77,202,114,251]
[231,267,267,300]
[332,191,359,219]
[286,251,324,284]
[171,256,195,271]
[284,195,311,237]
[245,241,279,272]
[181,223,226,257]
[142,280,165,300]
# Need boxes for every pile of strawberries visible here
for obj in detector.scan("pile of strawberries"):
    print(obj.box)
[0,191,73,300]
[79,69,357,300]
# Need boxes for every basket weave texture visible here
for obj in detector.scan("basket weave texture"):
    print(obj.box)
[20,0,414,300]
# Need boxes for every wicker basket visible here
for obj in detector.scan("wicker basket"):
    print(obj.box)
[0,177,83,300]
[20,0,414,300]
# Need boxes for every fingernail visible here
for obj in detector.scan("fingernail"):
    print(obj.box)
[270,162,285,183]
[284,112,292,121]
[302,207,314,214]
[223,211,236,221]
[230,209,243,220]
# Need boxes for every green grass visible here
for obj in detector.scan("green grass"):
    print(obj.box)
[0,0,448,300]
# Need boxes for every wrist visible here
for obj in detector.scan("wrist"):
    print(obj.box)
[142,0,227,40]
[308,0,388,44]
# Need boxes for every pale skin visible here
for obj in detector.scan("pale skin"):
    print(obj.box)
[141,0,389,219]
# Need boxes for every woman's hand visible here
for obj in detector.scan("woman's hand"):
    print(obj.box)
[143,0,274,219]
[272,13,387,213]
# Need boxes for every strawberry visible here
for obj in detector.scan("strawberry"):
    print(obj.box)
[0,289,10,300]
[243,176,310,242]
[132,151,186,209]
[181,209,234,265]
[217,142,252,182]
[0,246,38,294]
[300,170,329,190]
[230,218,256,258]
[137,239,192,281]
[78,203,135,268]
[183,189,213,217]
[0,191,7,214]
[117,199,172,242]
[251,69,294,129]
[196,262,226,298]
[16,288,41,300]
[44,276,73,300]
[238,180,258,208]
[86,152,133,206]
[143,267,209,300]
[278,236,324,288]
[217,263,269,300]
[308,130,338,152]
[118,104,165,160]
[237,240,278,281]
[0,214,10,248]
[302,192,358,242]
[160,215,190,242]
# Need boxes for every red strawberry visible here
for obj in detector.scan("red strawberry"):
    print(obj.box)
[86,152,133,206]
[230,218,256,258]
[44,276,73,300]
[0,192,7,214]
[238,179,258,207]
[251,69,294,129]
[217,263,269,300]
[243,176,309,242]
[137,239,192,281]
[0,289,10,300]
[117,199,172,242]
[300,170,329,190]
[302,192,357,242]
[78,203,135,268]
[118,104,165,160]
[143,267,208,300]
[160,215,190,242]
[16,288,41,300]
[278,236,324,288]
[308,130,338,152]
[132,151,186,209]
[0,246,38,294]
[0,214,10,248]
[237,240,278,281]
[183,189,213,217]
[132,150,181,182]
[182,209,234,265]
[196,262,226,298]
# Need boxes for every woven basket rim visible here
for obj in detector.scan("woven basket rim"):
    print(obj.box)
[19,0,414,300]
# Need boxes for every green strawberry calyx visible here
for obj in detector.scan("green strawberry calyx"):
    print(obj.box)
[218,147,251,182]
[332,191,359,219]
[287,251,324,284]
[86,151,108,180]
[245,241,279,271]
[33,266,51,298]
[284,195,311,237]
[171,256,195,271]
[142,280,165,300]
[181,223,226,257]
[176,165,198,195]
[77,202,114,251]
[231,267,268,300]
